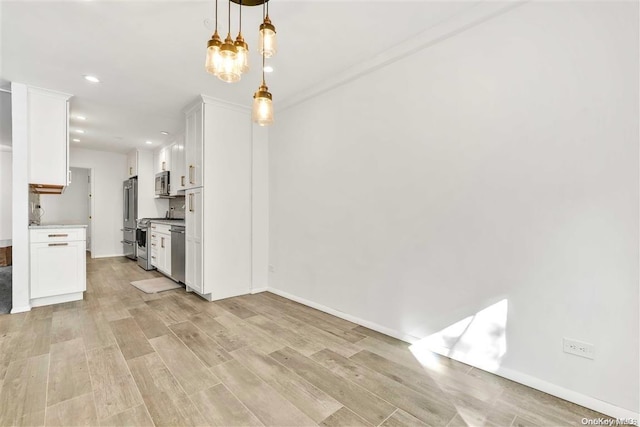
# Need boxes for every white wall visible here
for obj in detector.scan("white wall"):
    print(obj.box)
[40,167,90,225]
[0,91,12,246]
[269,1,638,416]
[70,148,126,257]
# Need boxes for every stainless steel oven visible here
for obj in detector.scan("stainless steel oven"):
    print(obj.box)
[155,171,170,197]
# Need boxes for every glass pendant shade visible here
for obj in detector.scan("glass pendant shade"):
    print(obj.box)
[252,84,273,126]
[205,31,223,75]
[220,34,238,60]
[234,34,249,74]
[259,15,277,58]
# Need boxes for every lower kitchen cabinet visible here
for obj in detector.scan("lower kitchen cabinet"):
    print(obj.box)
[185,187,203,294]
[150,222,172,277]
[29,227,86,306]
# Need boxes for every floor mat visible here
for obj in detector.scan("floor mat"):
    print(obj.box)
[131,276,181,294]
[0,266,11,314]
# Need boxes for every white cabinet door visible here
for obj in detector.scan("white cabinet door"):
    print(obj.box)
[28,88,71,186]
[185,188,203,293]
[184,104,203,189]
[31,240,86,298]
[170,137,186,195]
[158,232,172,277]
[127,150,138,177]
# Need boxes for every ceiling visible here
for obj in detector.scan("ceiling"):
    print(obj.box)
[1,1,477,153]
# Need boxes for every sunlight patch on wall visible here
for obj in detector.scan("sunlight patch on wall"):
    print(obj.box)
[409,299,508,372]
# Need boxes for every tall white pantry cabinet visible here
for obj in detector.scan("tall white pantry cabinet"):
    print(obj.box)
[183,96,252,301]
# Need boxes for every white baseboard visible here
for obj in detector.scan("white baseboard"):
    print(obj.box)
[0,239,11,247]
[31,292,83,308]
[266,286,638,420]
[92,253,126,259]
[10,305,31,314]
[250,287,268,294]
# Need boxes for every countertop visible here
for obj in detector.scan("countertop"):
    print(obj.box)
[149,219,185,226]
[29,224,89,229]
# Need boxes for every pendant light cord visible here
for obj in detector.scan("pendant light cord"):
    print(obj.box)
[214,0,218,31]
[228,0,231,35]
[239,0,242,33]
[262,1,266,85]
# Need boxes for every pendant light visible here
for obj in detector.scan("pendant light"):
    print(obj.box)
[259,0,277,58]
[218,0,241,83]
[205,0,223,75]
[234,0,249,74]
[252,1,273,126]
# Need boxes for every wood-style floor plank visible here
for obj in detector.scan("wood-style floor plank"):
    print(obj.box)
[232,346,342,423]
[269,347,396,426]
[99,405,154,427]
[109,317,155,360]
[312,348,457,426]
[127,352,208,427]
[50,309,82,344]
[189,312,249,352]
[148,333,219,395]
[169,321,232,367]
[47,338,93,407]
[86,344,144,420]
[319,407,372,427]
[211,359,316,427]
[45,392,98,427]
[215,298,258,319]
[382,409,428,427]
[191,383,264,427]
[78,309,117,350]
[128,306,171,339]
[0,354,49,426]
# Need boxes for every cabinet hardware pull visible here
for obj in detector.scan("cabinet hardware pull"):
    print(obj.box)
[151,243,156,247]
[48,234,68,237]
[181,176,185,186]
[161,237,164,248]
[151,256,156,259]
[189,193,194,212]
[49,243,68,247]
[189,165,194,184]
[162,161,166,171]
[129,167,132,175]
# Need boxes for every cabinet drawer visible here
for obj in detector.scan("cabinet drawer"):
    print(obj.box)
[150,223,172,235]
[30,228,86,243]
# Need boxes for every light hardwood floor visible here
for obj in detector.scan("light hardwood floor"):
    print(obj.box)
[0,256,610,426]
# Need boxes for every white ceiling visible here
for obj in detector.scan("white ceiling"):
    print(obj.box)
[1,1,476,153]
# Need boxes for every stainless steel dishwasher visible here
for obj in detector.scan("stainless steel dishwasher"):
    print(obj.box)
[170,225,185,283]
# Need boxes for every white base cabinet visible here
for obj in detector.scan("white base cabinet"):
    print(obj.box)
[185,188,203,294]
[30,227,86,306]
[150,222,172,277]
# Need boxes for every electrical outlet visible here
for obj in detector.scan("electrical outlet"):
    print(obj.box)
[268,265,275,273]
[563,338,595,359]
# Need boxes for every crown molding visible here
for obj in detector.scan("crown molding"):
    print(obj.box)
[279,0,526,112]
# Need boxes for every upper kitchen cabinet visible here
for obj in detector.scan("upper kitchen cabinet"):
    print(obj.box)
[184,102,203,189]
[28,87,72,192]
[170,135,186,195]
[127,149,138,177]
[155,145,171,174]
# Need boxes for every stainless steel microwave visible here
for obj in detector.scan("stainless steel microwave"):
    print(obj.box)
[155,171,170,197]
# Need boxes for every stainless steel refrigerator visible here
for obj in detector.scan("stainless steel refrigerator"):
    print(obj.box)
[122,178,138,260]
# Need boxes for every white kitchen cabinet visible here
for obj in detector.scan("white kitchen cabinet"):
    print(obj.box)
[28,87,72,187]
[155,145,171,174]
[170,136,186,195]
[185,187,203,294]
[184,103,203,189]
[127,149,138,177]
[150,222,172,276]
[30,227,86,306]
[182,96,251,301]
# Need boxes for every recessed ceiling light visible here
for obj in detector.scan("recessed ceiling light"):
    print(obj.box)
[161,131,169,135]
[75,115,87,121]
[263,66,274,73]
[145,141,153,145]
[75,129,85,134]
[83,75,100,83]
[72,139,80,142]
